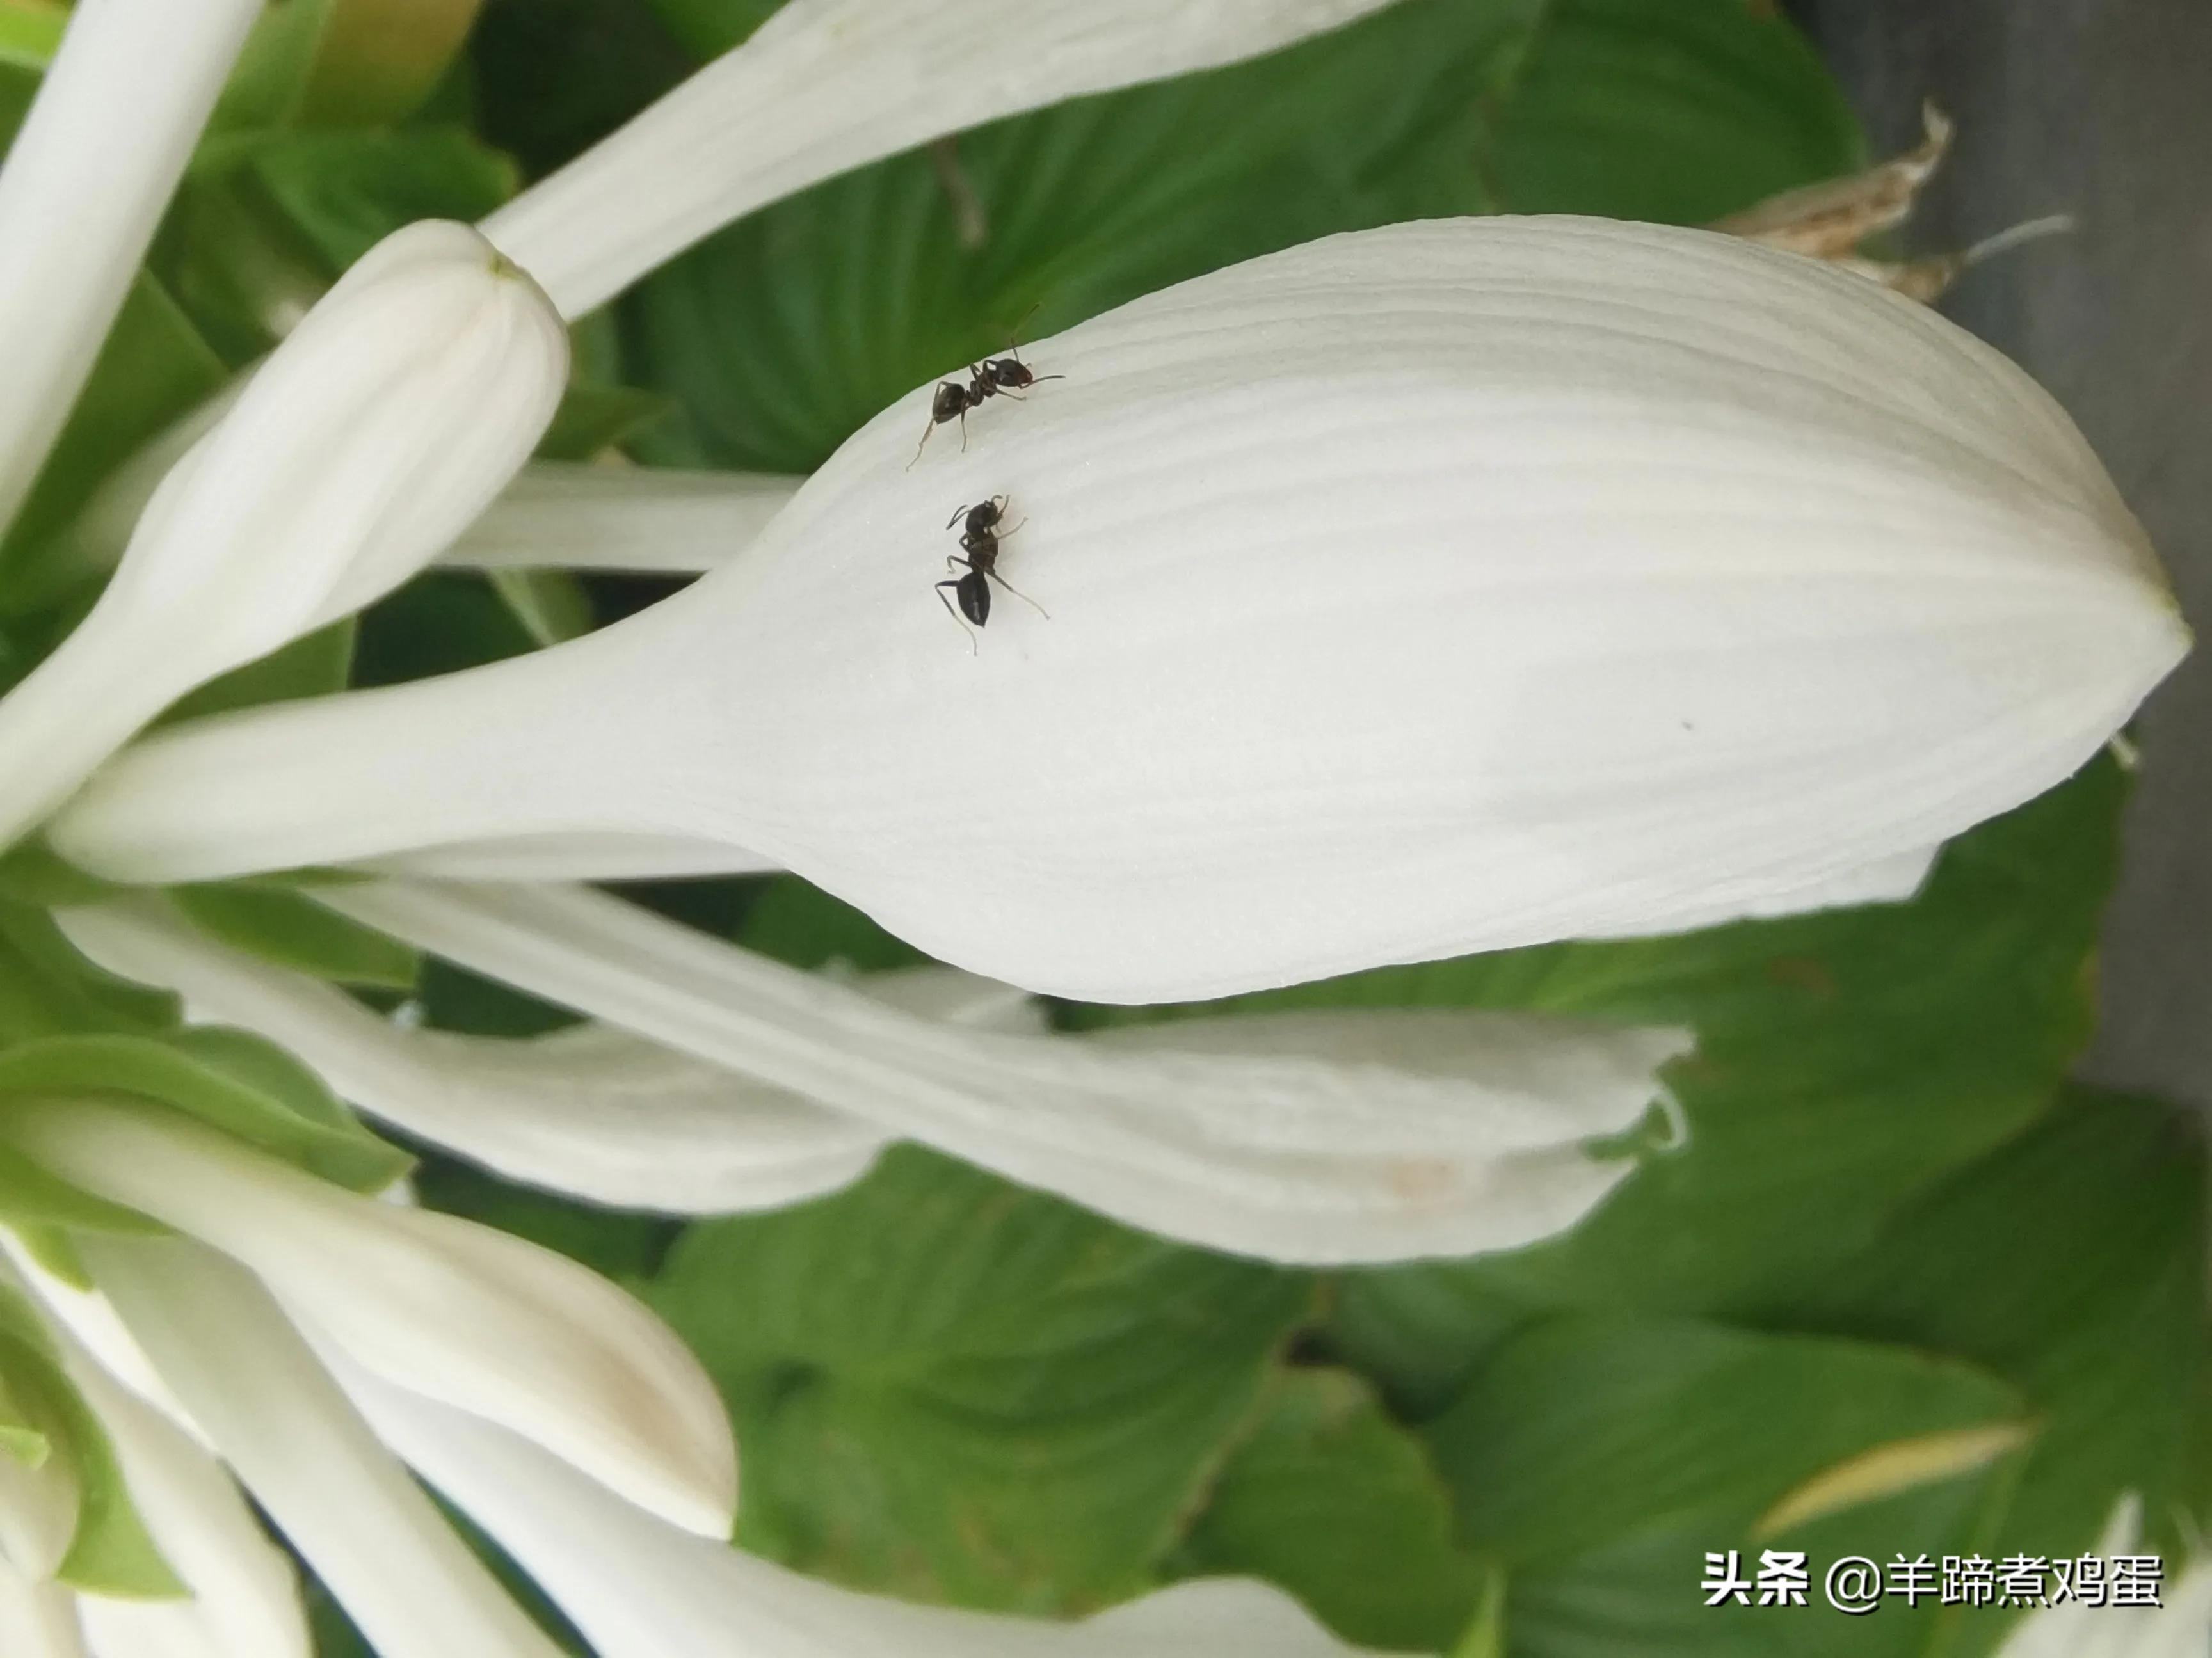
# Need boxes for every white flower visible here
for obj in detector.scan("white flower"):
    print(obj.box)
[481,0,1406,317]
[51,217,2186,1001]
[80,1238,580,1658]
[2,1268,310,1658]
[1,1101,733,1538]
[0,217,567,852]
[1992,1497,2212,1658]
[60,884,1689,1266]
[0,0,264,532]
[0,1129,736,1657]
[343,1360,1397,1658]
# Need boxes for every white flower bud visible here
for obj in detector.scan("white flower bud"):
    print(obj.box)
[0,220,567,853]
[5,1103,733,1539]
[54,219,2185,1003]
[348,1373,1392,1658]
[482,0,1406,317]
[0,1556,88,1658]
[85,1240,573,1658]
[0,0,263,535]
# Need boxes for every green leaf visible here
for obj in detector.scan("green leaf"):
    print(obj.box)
[466,0,691,179]
[164,618,357,724]
[8,1220,91,1290]
[353,571,540,689]
[1781,1086,2208,1657]
[0,1284,184,1598]
[200,126,520,272]
[0,842,125,910]
[289,0,492,127]
[536,379,674,461]
[1174,1367,1485,1651]
[0,3,64,76]
[648,1147,1311,1612]
[1475,0,1864,224]
[618,0,1856,474]
[0,7,57,150]
[0,273,229,604]
[0,904,180,1045]
[486,568,597,648]
[170,880,419,990]
[1425,1316,2028,1658]
[212,0,482,132]
[0,1029,412,1193]
[0,1143,163,1232]
[415,1158,678,1282]
[738,877,927,973]
[640,0,786,60]
[0,1364,49,1467]
[215,0,342,131]
[1155,762,2128,1406]
[163,126,521,362]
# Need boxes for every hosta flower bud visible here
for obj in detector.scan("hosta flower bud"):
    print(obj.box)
[54,218,2186,1003]
[0,0,262,534]
[88,1239,575,1658]
[6,1102,733,1538]
[482,0,1406,317]
[352,1374,1391,1658]
[0,219,567,853]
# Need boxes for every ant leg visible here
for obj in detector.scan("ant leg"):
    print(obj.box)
[908,417,936,471]
[984,568,1050,619]
[958,408,970,452]
[936,581,979,653]
[945,554,973,574]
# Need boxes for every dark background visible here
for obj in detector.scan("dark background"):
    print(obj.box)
[1790,0,2212,1107]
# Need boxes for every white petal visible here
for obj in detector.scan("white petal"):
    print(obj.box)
[0,1556,86,1658]
[1585,842,1941,940]
[77,1597,223,1658]
[0,219,568,852]
[52,220,2185,1002]
[0,1431,76,1583]
[56,899,886,1214]
[82,1237,570,1658]
[8,1104,734,1536]
[0,0,261,536]
[442,463,801,573]
[53,459,799,613]
[305,880,1684,1263]
[0,1241,195,1444]
[1992,1495,2212,1658]
[481,0,1406,317]
[347,1366,1395,1658]
[44,1331,308,1658]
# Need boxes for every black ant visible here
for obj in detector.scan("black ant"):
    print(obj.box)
[907,308,1063,467]
[936,496,1046,651]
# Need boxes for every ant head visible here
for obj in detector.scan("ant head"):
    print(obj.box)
[987,357,1034,390]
